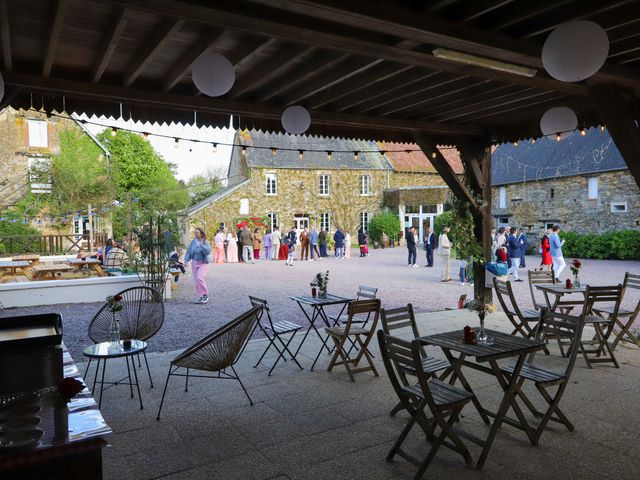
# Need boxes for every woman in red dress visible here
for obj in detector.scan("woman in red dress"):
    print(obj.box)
[539,228,552,270]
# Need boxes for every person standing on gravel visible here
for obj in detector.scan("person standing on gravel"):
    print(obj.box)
[309,226,320,260]
[406,226,418,267]
[319,228,328,257]
[184,227,212,304]
[285,225,297,266]
[240,226,254,264]
[439,226,452,282]
[271,226,281,260]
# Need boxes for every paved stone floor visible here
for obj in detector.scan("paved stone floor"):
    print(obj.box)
[80,310,640,480]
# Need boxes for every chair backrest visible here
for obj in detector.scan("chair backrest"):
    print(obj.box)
[248,295,272,329]
[533,307,585,378]
[172,305,261,371]
[584,284,624,316]
[342,299,381,335]
[380,304,421,339]
[623,272,640,317]
[528,269,555,308]
[356,285,378,300]
[377,330,416,394]
[88,286,164,343]
[494,278,526,320]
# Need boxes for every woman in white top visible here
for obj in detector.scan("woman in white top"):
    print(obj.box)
[344,230,352,259]
[226,231,239,263]
[213,228,226,263]
[271,227,281,260]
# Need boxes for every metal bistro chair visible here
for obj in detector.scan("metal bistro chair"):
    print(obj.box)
[592,272,640,352]
[380,304,450,416]
[87,286,164,387]
[494,278,549,354]
[319,299,381,381]
[249,296,304,376]
[156,306,261,420]
[378,331,474,477]
[500,307,586,445]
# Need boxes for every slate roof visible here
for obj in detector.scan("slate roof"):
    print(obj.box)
[234,130,392,170]
[378,142,464,174]
[492,128,628,186]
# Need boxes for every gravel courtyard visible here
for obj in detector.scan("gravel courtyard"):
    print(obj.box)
[2,247,638,360]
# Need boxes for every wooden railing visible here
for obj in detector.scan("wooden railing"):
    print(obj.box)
[0,233,108,257]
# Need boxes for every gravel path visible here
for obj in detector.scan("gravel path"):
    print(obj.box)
[2,247,638,360]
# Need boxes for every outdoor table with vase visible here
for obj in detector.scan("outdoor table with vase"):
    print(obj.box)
[0,345,111,479]
[31,264,74,280]
[419,329,545,469]
[0,261,30,276]
[290,292,353,365]
[65,258,107,277]
[536,284,587,312]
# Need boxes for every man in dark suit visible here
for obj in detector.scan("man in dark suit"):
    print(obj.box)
[517,227,528,268]
[406,226,417,267]
[424,227,436,267]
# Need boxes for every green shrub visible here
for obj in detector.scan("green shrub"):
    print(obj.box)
[433,210,455,236]
[0,220,41,254]
[368,211,401,242]
[560,229,640,260]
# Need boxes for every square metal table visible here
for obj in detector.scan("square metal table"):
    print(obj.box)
[289,294,353,366]
[420,329,545,469]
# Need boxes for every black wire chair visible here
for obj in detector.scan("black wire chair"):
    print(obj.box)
[87,286,164,387]
[156,306,261,420]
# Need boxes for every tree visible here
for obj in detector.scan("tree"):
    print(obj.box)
[187,169,224,206]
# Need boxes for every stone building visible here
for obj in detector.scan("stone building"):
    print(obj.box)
[0,107,111,237]
[185,131,461,242]
[491,128,640,236]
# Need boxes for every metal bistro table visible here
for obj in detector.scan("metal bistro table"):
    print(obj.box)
[83,340,147,410]
[536,284,586,312]
[290,294,353,368]
[420,329,545,469]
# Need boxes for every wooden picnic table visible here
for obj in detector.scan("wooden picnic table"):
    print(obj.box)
[536,284,586,312]
[420,329,545,469]
[0,261,30,276]
[64,258,107,277]
[31,264,74,280]
[10,254,40,263]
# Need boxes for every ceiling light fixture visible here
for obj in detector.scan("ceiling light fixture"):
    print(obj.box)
[432,48,538,78]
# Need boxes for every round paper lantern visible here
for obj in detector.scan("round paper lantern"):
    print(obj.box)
[542,20,609,82]
[540,106,577,137]
[192,53,235,97]
[281,105,311,135]
[0,72,4,103]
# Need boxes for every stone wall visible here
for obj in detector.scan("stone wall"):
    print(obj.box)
[492,170,640,234]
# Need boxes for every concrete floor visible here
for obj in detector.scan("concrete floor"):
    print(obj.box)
[82,309,640,480]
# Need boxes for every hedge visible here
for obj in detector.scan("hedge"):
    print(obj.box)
[559,230,640,260]
[368,211,401,242]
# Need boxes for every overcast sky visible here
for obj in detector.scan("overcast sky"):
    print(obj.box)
[78,114,235,181]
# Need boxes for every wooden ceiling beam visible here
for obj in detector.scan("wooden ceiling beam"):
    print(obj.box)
[91,8,128,83]
[105,0,589,96]
[162,29,227,92]
[122,18,184,87]
[490,1,574,31]
[42,0,69,77]
[0,0,11,71]
[231,43,315,99]
[3,72,485,138]
[587,82,640,189]
[419,84,522,120]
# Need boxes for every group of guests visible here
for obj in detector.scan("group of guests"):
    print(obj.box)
[405,226,458,283]
[90,238,129,271]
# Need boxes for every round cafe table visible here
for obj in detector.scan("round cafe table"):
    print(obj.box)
[83,340,147,410]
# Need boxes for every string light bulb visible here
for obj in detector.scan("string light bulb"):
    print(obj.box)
[212,143,218,153]
[513,141,518,147]
[531,138,536,143]
[174,138,179,148]
[580,128,586,136]
[110,127,117,137]
[431,152,437,159]
[271,147,277,156]
[600,125,605,132]
[379,150,386,156]
[241,146,247,156]
[298,150,304,160]
[555,134,562,142]
[143,132,149,140]
[327,151,333,161]
[353,151,359,160]
[405,149,412,155]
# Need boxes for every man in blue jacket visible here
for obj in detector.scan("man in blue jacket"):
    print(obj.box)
[333,228,345,258]
[517,228,528,268]
[506,227,523,281]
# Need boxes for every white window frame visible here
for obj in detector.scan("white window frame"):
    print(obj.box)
[587,177,598,200]
[27,156,52,193]
[265,173,278,195]
[319,174,330,196]
[320,212,331,232]
[27,119,48,147]
[360,175,371,196]
[610,202,627,213]
[239,198,249,215]
[360,212,370,232]
[267,212,278,230]
[498,186,506,209]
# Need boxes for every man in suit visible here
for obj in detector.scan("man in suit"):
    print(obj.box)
[406,226,417,267]
[506,227,523,281]
[549,225,566,281]
[517,227,528,268]
[424,227,436,267]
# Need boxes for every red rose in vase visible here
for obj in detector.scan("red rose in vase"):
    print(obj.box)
[51,377,85,408]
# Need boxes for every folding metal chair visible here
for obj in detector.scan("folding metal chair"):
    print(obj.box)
[380,304,450,416]
[580,285,623,368]
[500,307,586,444]
[378,331,473,477]
[249,296,304,375]
[322,299,381,381]
[494,278,550,354]
[592,272,640,351]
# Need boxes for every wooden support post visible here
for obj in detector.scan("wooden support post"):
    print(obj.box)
[587,82,640,189]
[88,203,94,253]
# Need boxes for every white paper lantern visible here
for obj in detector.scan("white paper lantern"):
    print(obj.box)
[540,106,577,137]
[0,72,4,103]
[281,105,311,135]
[192,53,235,97]
[542,20,609,82]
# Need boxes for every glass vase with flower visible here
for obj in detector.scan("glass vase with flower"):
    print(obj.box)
[467,297,497,345]
[106,294,123,352]
[570,259,582,288]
